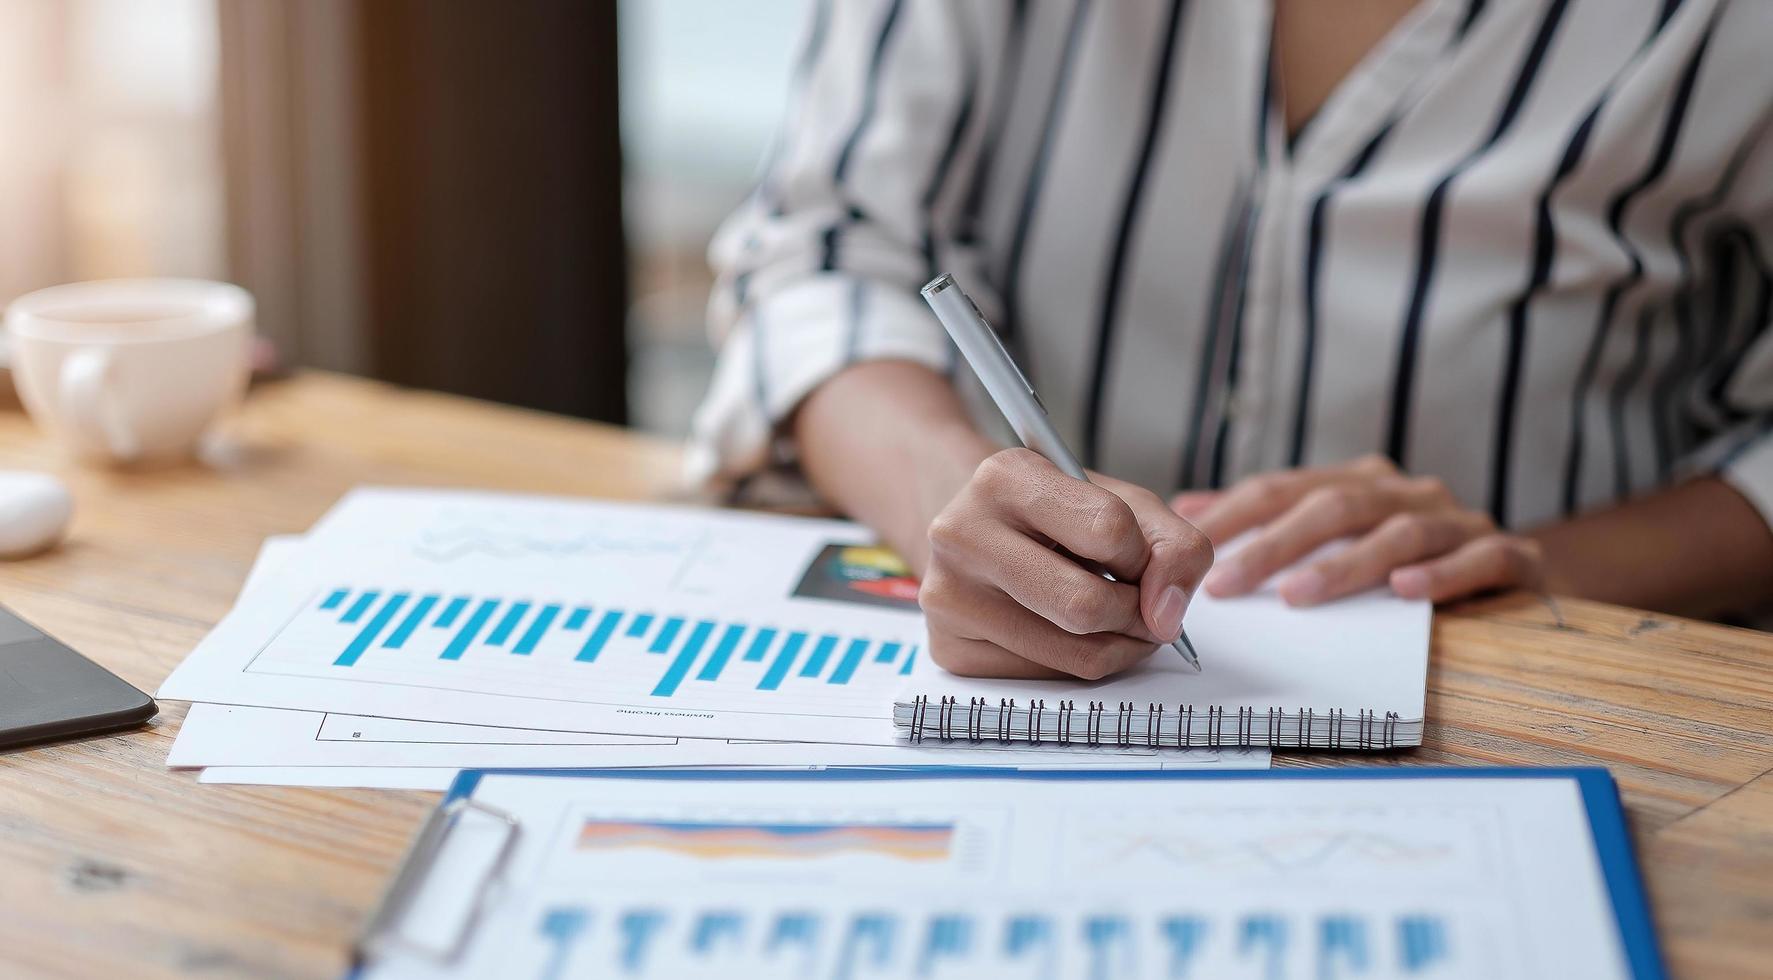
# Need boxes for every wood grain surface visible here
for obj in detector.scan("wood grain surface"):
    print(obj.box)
[0,373,1766,978]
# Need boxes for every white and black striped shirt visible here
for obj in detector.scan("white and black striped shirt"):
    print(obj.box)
[690,0,1773,534]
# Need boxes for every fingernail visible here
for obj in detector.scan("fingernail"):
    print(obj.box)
[1280,568,1326,605]
[1203,563,1244,596]
[1391,568,1430,598]
[1153,585,1187,641]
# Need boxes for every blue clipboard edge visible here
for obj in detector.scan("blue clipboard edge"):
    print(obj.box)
[436,764,1665,980]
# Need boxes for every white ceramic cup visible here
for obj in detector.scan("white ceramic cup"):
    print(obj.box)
[5,279,253,464]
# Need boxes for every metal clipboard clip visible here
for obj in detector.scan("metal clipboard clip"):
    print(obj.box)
[352,795,522,968]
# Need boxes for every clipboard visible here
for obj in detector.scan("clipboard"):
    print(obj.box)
[352,765,1667,979]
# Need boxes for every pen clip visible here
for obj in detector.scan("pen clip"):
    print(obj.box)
[354,795,522,968]
[972,297,1045,411]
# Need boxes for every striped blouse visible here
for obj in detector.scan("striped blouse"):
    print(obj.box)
[689,0,1773,535]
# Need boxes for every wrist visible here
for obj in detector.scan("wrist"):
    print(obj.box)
[899,421,996,574]
[790,359,999,576]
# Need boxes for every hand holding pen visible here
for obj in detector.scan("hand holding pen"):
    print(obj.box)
[919,448,1213,679]
[916,274,1211,679]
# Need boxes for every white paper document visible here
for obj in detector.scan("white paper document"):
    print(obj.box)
[162,489,929,743]
[198,766,463,790]
[359,770,1638,980]
[170,702,1267,774]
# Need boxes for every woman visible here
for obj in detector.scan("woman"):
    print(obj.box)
[691,0,1773,679]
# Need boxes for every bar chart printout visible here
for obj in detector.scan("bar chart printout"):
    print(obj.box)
[310,586,919,690]
[360,772,1641,980]
[504,900,1478,978]
[234,583,926,740]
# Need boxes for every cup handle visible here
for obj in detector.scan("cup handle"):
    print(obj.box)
[58,348,140,461]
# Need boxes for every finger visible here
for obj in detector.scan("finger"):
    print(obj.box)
[1169,491,1221,520]
[1189,454,1400,544]
[926,633,1071,680]
[964,523,1155,640]
[971,449,1150,580]
[1101,477,1213,642]
[1277,511,1491,606]
[1205,476,1443,597]
[1390,535,1545,603]
[924,582,1158,680]
[1186,470,1318,545]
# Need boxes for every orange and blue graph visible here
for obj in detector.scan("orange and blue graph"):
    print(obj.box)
[314,587,919,696]
[575,819,955,862]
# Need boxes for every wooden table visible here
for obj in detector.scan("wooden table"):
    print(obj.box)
[0,373,1767,979]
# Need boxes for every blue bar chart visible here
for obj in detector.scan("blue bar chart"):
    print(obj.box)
[252,585,924,717]
[517,904,1466,979]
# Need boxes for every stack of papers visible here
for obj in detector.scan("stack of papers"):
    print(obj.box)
[161,489,1269,788]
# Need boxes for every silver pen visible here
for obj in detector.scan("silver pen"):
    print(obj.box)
[921,272,1202,672]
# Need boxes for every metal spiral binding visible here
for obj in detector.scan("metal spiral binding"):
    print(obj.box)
[908,696,1399,749]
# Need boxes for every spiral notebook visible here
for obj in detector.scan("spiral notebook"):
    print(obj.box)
[894,586,1432,750]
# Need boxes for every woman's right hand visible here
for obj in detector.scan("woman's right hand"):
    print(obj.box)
[918,448,1215,679]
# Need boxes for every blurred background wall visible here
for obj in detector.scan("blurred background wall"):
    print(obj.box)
[0,0,803,435]
[620,0,800,435]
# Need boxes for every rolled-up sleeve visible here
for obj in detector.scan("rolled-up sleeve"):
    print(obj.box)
[687,0,1009,487]
[1693,120,1773,537]
[1722,428,1773,522]
[1714,317,1773,525]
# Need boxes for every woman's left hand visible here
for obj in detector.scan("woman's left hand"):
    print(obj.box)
[1172,454,1553,605]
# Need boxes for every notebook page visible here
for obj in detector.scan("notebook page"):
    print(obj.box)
[899,585,1430,721]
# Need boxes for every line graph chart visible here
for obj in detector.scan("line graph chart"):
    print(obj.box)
[1066,806,1497,889]
[1095,827,1454,873]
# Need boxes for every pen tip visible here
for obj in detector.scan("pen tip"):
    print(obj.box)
[1176,631,1201,672]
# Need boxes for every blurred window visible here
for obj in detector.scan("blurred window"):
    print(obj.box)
[0,0,224,306]
[618,0,802,436]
